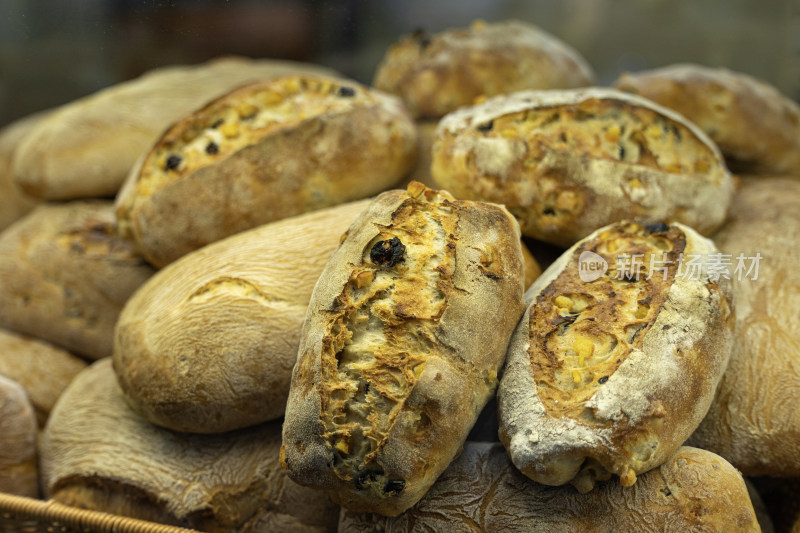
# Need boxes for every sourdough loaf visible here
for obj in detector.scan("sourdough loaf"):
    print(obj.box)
[0,375,38,498]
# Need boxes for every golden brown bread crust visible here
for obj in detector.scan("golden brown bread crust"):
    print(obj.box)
[614,64,800,175]
[339,444,761,532]
[431,88,735,247]
[398,121,438,189]
[373,20,594,120]
[40,359,340,533]
[0,113,42,232]
[12,56,340,200]
[115,75,418,267]
[113,200,371,434]
[687,177,800,476]
[499,221,735,491]
[281,183,526,516]
[0,202,154,360]
[0,375,38,498]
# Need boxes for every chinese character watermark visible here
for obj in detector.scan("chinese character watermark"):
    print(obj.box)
[578,252,762,282]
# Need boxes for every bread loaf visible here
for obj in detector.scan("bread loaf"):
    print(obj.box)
[0,113,42,232]
[432,88,735,247]
[114,199,371,434]
[12,56,339,200]
[374,20,594,119]
[282,183,526,516]
[40,359,340,533]
[499,221,734,491]
[0,375,38,498]
[0,201,154,359]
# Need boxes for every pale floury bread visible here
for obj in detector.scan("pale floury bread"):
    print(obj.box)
[615,64,800,175]
[373,20,594,119]
[688,177,800,476]
[115,75,418,267]
[12,56,340,200]
[114,199,371,434]
[0,113,43,232]
[339,443,761,532]
[40,359,340,533]
[432,88,735,247]
[498,221,735,492]
[0,375,38,498]
[282,183,526,516]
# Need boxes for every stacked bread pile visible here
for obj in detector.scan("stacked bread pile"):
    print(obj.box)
[0,18,798,533]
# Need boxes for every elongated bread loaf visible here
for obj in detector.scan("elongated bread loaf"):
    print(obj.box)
[0,113,42,232]
[0,375,38,498]
[499,221,734,491]
[114,199,371,434]
[282,183,526,516]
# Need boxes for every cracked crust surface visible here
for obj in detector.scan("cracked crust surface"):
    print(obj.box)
[498,221,734,492]
[281,183,526,516]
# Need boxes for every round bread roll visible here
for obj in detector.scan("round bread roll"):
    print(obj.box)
[0,328,87,426]
[114,199,371,434]
[40,359,340,533]
[0,375,38,498]
[0,112,42,232]
[12,56,340,200]
[614,63,800,175]
[373,19,594,120]
[115,75,418,267]
[282,183,526,517]
[498,221,735,492]
[431,88,735,247]
[687,177,800,476]
[399,121,438,189]
[339,443,760,532]
[0,201,154,360]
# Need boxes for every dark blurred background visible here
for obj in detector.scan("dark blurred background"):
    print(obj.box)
[1,0,798,128]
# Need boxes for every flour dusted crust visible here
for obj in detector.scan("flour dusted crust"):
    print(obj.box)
[113,200,371,434]
[615,63,800,175]
[0,375,38,498]
[339,444,760,532]
[432,88,734,247]
[40,359,340,532]
[374,20,594,119]
[498,221,734,492]
[116,75,418,267]
[281,183,526,516]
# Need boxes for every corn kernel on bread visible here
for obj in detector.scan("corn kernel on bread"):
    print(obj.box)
[687,177,800,476]
[0,375,38,498]
[115,75,418,268]
[0,328,87,426]
[40,359,340,533]
[498,221,735,492]
[614,64,800,175]
[0,113,43,232]
[432,88,734,247]
[281,183,526,516]
[12,56,340,200]
[0,201,154,360]
[373,20,594,120]
[114,200,371,434]
[339,443,760,533]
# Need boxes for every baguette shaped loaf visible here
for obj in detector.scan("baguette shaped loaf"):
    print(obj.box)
[282,183,526,516]
[114,199,371,434]
[374,20,594,119]
[0,113,42,232]
[339,443,760,532]
[0,375,38,498]
[40,359,340,533]
[431,88,734,247]
[0,202,154,359]
[12,56,339,200]
[116,75,418,267]
[499,221,734,492]
[615,64,800,175]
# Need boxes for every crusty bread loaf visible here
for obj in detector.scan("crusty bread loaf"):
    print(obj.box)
[282,183,526,516]
[615,64,800,175]
[0,328,86,426]
[40,359,340,533]
[399,121,438,189]
[374,20,594,120]
[115,75,418,267]
[499,221,735,492]
[339,443,760,532]
[12,56,339,200]
[688,177,800,477]
[0,375,38,498]
[0,113,43,232]
[432,88,735,247]
[0,201,154,359]
[114,199,371,434]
